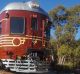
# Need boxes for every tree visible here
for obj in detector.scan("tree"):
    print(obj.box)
[57,45,72,64]
[49,5,80,69]
[74,46,80,66]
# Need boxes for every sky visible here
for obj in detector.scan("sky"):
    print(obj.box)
[0,0,80,39]
[0,0,80,11]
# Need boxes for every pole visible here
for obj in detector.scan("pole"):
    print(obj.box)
[42,20,45,47]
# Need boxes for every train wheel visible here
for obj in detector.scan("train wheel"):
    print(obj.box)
[5,67,10,72]
[3,65,10,72]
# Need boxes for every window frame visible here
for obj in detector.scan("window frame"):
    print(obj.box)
[31,17,38,31]
[44,20,50,39]
[10,17,25,35]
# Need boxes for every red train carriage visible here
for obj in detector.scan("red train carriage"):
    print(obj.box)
[0,1,52,73]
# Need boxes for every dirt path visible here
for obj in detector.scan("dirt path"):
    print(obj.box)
[0,70,54,74]
[0,70,14,74]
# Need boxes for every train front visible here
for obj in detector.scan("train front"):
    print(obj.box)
[0,1,52,73]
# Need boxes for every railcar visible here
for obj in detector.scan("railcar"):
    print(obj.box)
[0,1,52,73]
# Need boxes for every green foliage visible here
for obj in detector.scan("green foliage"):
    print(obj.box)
[64,23,75,33]
[55,25,63,37]
[75,46,80,57]
[64,62,74,69]
[57,45,72,57]
[49,5,80,69]
[49,6,66,22]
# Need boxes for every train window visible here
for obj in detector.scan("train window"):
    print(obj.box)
[31,18,38,30]
[10,17,25,34]
[45,27,50,39]
[0,23,2,34]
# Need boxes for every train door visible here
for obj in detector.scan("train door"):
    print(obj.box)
[31,15,39,48]
[42,19,51,47]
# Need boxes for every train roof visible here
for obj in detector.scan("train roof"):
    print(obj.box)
[0,1,49,17]
[0,1,52,22]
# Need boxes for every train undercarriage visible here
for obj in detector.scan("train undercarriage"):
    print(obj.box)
[0,49,51,73]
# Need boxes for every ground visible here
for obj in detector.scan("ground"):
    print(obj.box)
[0,70,14,74]
[0,70,75,74]
[0,70,54,74]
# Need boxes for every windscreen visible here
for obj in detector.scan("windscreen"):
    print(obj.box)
[10,17,25,34]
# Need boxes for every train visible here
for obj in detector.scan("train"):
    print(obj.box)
[0,1,52,73]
